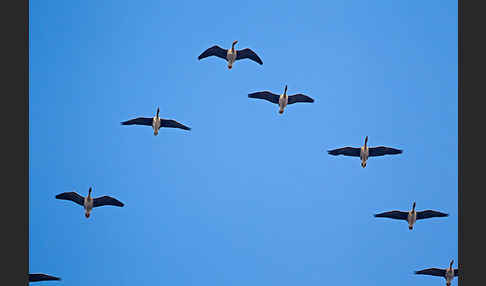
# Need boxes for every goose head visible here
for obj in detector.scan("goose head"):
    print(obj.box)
[364,136,368,148]
[412,201,416,212]
[156,107,160,118]
[232,40,238,50]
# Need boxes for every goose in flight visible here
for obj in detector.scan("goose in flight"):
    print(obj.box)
[248,85,314,114]
[198,40,263,69]
[121,107,191,136]
[55,187,124,218]
[415,260,459,286]
[374,202,448,230]
[327,136,402,168]
[29,274,61,282]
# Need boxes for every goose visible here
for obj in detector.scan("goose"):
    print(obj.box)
[29,274,61,282]
[374,202,448,230]
[415,260,459,286]
[198,40,263,69]
[121,107,191,136]
[55,187,124,218]
[327,136,402,168]
[248,85,314,114]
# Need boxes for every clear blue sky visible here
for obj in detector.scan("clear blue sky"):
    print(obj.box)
[30,1,457,285]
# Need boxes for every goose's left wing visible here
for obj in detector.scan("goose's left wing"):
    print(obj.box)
[454,269,459,276]
[93,196,124,208]
[248,91,280,104]
[160,119,191,130]
[236,48,263,65]
[368,146,403,157]
[287,94,314,105]
[416,210,449,220]
[327,147,361,157]
[29,274,61,282]
[414,268,446,277]
[374,210,409,220]
[121,117,152,126]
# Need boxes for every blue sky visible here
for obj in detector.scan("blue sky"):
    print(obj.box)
[30,1,457,285]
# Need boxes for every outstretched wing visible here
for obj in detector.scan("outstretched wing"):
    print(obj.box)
[93,196,124,208]
[198,45,228,60]
[55,192,84,206]
[121,117,153,126]
[454,269,459,276]
[374,210,409,220]
[160,119,191,131]
[414,268,446,277]
[248,91,280,104]
[368,146,403,157]
[287,94,314,105]
[327,147,361,157]
[29,273,61,282]
[416,210,449,220]
[236,48,263,65]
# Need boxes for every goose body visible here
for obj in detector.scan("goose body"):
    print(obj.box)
[374,202,448,230]
[328,136,402,168]
[56,187,124,218]
[415,260,459,286]
[121,107,191,136]
[248,85,314,114]
[198,40,263,69]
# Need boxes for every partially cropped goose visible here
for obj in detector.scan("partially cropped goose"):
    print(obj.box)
[56,187,124,218]
[374,202,449,230]
[198,40,263,69]
[415,260,459,286]
[29,274,61,282]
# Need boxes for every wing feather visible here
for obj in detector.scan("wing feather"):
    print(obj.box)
[198,45,228,60]
[287,94,314,105]
[93,196,124,208]
[414,268,446,277]
[374,210,409,220]
[248,92,280,104]
[55,192,84,206]
[416,210,449,220]
[236,48,263,65]
[368,146,403,157]
[327,147,361,157]
[121,117,153,126]
[29,274,61,282]
[160,119,191,130]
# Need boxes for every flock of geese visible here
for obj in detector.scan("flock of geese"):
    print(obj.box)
[30,40,458,286]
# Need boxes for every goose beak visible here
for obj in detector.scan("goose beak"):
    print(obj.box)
[233,40,238,45]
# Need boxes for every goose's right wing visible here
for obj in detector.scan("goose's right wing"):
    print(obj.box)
[121,117,152,126]
[454,269,459,276]
[160,119,191,130]
[29,274,61,282]
[327,147,361,157]
[198,45,228,60]
[55,192,84,206]
[248,91,280,104]
[416,210,449,220]
[374,210,409,220]
[414,268,446,277]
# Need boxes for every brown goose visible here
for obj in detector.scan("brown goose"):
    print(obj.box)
[198,40,263,69]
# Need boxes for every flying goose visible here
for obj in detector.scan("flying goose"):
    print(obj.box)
[121,107,191,136]
[415,260,459,286]
[374,202,448,230]
[327,136,402,168]
[56,187,124,218]
[29,274,61,282]
[248,85,314,114]
[198,40,263,69]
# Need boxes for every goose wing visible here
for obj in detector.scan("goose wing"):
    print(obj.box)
[160,119,191,130]
[374,210,409,220]
[55,192,84,206]
[415,268,446,277]
[236,48,263,65]
[121,117,152,126]
[287,94,314,105]
[198,45,228,60]
[454,269,459,276]
[29,274,61,282]
[93,196,124,208]
[327,147,361,157]
[368,146,403,157]
[248,91,280,104]
[416,210,449,220]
